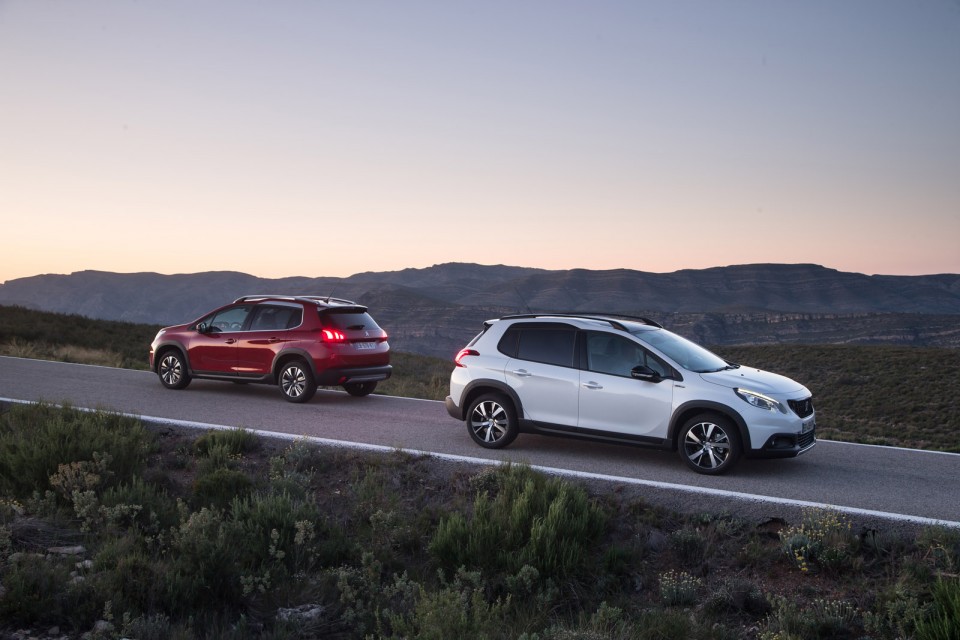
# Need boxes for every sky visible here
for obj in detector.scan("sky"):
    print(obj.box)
[1,0,958,284]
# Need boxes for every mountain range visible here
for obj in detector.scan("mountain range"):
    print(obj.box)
[1,263,958,357]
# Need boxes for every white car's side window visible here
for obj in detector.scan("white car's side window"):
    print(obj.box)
[587,333,640,377]
[587,332,671,378]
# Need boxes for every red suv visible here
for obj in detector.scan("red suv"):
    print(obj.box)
[149,295,391,403]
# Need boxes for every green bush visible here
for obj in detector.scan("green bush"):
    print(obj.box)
[669,527,708,565]
[779,508,856,574]
[101,476,180,532]
[228,490,329,573]
[429,464,607,583]
[195,428,260,457]
[915,577,960,640]
[97,542,164,615]
[704,578,769,617]
[761,596,860,639]
[0,547,102,630]
[659,570,702,607]
[541,605,713,640]
[164,506,241,611]
[0,403,151,502]
[916,527,960,574]
[334,553,510,639]
[269,438,321,492]
[192,467,254,509]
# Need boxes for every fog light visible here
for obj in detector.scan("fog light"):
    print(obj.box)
[770,437,794,449]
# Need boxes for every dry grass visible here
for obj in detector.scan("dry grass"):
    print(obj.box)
[0,338,124,368]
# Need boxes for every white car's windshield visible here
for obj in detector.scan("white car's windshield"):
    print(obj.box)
[632,328,733,373]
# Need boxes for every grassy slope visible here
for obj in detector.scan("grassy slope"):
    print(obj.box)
[2,403,959,639]
[716,345,960,452]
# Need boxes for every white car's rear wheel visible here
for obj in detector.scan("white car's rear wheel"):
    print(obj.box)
[467,394,519,449]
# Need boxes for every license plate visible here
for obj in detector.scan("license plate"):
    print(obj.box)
[802,419,815,434]
[354,341,377,350]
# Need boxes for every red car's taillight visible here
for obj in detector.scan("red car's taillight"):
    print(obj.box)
[322,328,347,342]
[454,348,478,367]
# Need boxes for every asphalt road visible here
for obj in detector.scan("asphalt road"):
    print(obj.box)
[2,356,958,531]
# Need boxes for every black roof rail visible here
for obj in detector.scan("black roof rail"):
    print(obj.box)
[498,312,663,330]
[233,294,358,306]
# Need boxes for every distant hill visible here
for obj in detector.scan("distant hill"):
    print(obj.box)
[1,263,958,357]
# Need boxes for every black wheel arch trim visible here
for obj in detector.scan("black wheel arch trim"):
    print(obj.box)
[669,401,752,451]
[153,341,192,374]
[457,379,526,422]
[271,348,318,380]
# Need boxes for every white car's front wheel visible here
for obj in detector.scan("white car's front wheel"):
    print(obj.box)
[679,414,741,475]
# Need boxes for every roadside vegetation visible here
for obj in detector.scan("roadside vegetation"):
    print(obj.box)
[2,402,960,639]
[0,305,161,370]
[716,344,960,453]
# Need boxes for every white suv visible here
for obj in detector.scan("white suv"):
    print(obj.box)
[445,314,816,474]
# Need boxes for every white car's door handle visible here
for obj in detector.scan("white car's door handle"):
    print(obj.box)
[511,369,532,377]
[582,381,603,390]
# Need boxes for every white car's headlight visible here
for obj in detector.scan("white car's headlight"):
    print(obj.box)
[735,388,786,413]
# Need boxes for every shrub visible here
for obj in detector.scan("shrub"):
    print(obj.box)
[863,583,924,640]
[164,507,240,611]
[669,526,708,565]
[779,509,856,574]
[0,552,71,626]
[269,438,320,492]
[761,595,860,639]
[915,577,960,640]
[119,614,174,640]
[705,578,769,617]
[429,464,607,583]
[334,554,509,639]
[195,428,259,457]
[192,467,254,510]
[396,568,511,640]
[0,403,151,501]
[228,490,329,574]
[335,552,420,637]
[659,570,702,607]
[97,542,164,614]
[101,476,180,533]
[917,526,960,574]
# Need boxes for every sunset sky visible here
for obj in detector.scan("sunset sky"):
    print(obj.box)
[1,0,958,284]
